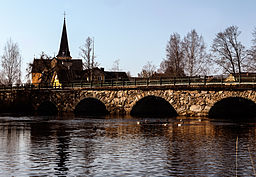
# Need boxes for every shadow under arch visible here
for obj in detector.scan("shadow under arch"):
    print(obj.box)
[130,95,178,117]
[37,101,58,116]
[0,96,34,116]
[208,97,256,120]
[0,100,11,114]
[74,97,109,116]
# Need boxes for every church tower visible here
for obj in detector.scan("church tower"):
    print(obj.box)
[56,16,72,60]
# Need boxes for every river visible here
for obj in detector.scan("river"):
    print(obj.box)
[0,115,255,176]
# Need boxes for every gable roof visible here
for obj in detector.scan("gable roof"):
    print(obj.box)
[31,59,52,73]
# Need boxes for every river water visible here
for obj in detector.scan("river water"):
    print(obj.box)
[0,116,256,176]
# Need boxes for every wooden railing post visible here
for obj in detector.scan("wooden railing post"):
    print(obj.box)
[204,76,206,85]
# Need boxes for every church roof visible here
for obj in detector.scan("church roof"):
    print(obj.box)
[56,17,71,59]
[31,59,51,73]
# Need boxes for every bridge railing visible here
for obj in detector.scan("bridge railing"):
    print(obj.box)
[0,75,256,90]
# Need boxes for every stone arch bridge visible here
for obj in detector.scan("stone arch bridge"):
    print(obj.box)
[0,85,256,117]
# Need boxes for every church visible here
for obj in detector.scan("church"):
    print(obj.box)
[31,17,128,87]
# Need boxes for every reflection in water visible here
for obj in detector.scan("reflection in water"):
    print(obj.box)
[0,116,255,176]
[54,126,71,176]
[0,122,31,176]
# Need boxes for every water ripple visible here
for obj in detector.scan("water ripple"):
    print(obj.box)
[0,116,255,176]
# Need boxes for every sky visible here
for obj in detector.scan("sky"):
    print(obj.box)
[0,0,255,80]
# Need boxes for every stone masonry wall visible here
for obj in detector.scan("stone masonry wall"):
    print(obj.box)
[45,89,256,117]
[1,87,256,117]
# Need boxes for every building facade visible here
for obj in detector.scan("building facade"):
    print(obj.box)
[31,17,128,87]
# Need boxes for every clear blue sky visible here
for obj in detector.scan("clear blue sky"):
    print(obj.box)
[0,0,255,78]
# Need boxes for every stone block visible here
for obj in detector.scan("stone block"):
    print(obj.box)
[190,105,202,112]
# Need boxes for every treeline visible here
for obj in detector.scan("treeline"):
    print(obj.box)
[139,26,256,78]
[1,25,256,86]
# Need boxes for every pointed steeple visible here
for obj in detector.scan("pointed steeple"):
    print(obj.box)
[57,16,71,59]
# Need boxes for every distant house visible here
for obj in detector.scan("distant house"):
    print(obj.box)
[31,59,52,85]
[78,67,105,82]
[82,68,129,82]
[104,70,129,81]
[225,72,256,82]
[31,17,129,87]
[150,72,168,79]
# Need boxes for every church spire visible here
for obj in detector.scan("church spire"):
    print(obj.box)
[57,15,71,59]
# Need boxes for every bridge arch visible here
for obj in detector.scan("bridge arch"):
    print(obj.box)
[0,100,6,113]
[0,99,12,114]
[6,95,35,115]
[130,95,178,117]
[74,97,109,116]
[208,97,256,120]
[37,101,58,116]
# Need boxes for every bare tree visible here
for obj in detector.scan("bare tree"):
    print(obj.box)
[138,61,156,78]
[159,33,185,77]
[26,62,33,82]
[0,71,5,85]
[183,30,208,76]
[80,37,93,70]
[80,37,99,69]
[211,26,247,75]
[1,39,22,85]
[111,59,120,71]
[247,27,256,71]
[126,71,132,78]
[80,37,99,81]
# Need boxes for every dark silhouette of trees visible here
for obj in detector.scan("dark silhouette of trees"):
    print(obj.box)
[159,31,208,77]
[1,39,22,85]
[211,26,247,75]
[183,30,208,76]
[247,27,256,71]
[159,33,185,77]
